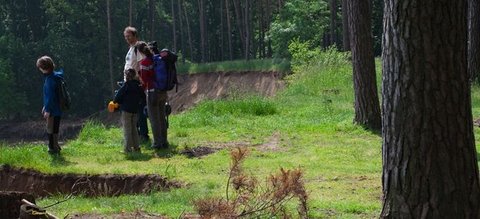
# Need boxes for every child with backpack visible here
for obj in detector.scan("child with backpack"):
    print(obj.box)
[114,68,146,153]
[36,56,64,154]
[137,41,169,149]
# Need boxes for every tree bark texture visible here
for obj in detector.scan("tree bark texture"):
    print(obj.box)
[171,0,177,52]
[198,0,206,62]
[225,0,233,60]
[347,0,381,130]
[469,0,480,82]
[330,0,338,47]
[106,0,114,97]
[341,0,350,51]
[182,0,193,61]
[381,0,480,218]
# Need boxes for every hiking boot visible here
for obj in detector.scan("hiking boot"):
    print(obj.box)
[53,134,61,151]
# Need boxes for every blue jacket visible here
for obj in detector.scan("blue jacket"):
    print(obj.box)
[43,70,63,116]
[114,80,145,113]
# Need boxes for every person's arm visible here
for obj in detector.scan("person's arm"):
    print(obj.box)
[44,77,57,115]
[114,84,127,104]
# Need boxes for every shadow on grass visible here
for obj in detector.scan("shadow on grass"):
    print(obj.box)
[125,151,154,161]
[153,143,179,158]
[50,153,76,166]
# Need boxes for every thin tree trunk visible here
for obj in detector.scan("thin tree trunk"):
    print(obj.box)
[469,0,480,82]
[381,0,480,218]
[171,0,177,52]
[341,0,350,51]
[220,0,225,60]
[107,0,114,96]
[177,0,185,62]
[347,0,381,130]
[129,0,133,26]
[183,0,193,61]
[244,0,250,60]
[149,0,155,40]
[198,0,206,62]
[226,0,233,60]
[232,0,245,54]
[329,0,338,47]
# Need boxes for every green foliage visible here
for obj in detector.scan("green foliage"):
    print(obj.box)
[268,0,329,58]
[177,59,290,74]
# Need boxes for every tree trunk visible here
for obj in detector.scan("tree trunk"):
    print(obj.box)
[177,0,185,62]
[341,0,350,51]
[244,0,250,60]
[233,0,245,54]
[220,0,225,60]
[198,0,206,62]
[381,0,480,218]
[183,0,193,61]
[226,0,233,60]
[469,0,480,82]
[149,0,155,40]
[106,0,114,97]
[171,0,177,52]
[347,0,381,130]
[129,0,133,26]
[329,0,338,47]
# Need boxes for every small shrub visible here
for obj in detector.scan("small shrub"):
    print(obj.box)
[194,147,309,218]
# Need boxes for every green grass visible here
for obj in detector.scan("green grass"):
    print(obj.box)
[3,55,480,218]
[177,58,291,74]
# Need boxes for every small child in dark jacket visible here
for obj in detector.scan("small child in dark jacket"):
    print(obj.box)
[114,69,145,153]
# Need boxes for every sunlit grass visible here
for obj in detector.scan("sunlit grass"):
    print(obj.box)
[5,54,480,218]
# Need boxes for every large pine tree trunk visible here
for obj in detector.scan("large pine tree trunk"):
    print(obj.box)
[347,0,381,130]
[469,0,480,82]
[341,0,350,51]
[381,0,480,218]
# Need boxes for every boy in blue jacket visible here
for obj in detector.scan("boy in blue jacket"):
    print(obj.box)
[36,56,63,154]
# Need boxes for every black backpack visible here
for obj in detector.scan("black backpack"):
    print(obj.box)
[55,75,71,111]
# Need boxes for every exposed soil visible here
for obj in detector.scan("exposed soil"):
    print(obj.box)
[0,71,284,144]
[180,146,219,158]
[0,191,36,219]
[0,165,182,198]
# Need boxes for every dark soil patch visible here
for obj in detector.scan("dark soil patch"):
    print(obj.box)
[0,191,36,219]
[0,165,182,198]
[180,146,219,158]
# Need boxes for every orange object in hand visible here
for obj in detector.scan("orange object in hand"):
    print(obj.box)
[108,101,119,113]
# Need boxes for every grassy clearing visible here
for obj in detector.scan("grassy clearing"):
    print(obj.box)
[3,54,480,218]
[177,58,291,74]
